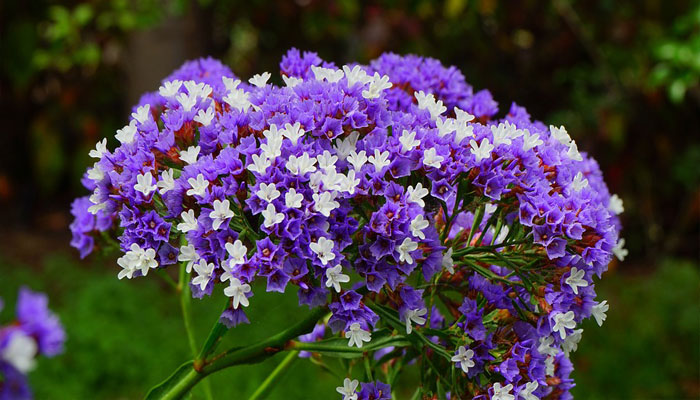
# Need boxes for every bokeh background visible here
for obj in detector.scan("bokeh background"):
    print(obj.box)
[1,0,699,398]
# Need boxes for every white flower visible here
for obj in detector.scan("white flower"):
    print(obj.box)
[313,192,340,217]
[179,146,200,165]
[159,80,182,98]
[537,335,558,357]
[414,90,445,119]
[491,122,516,146]
[87,191,107,215]
[286,153,317,176]
[545,355,556,377]
[398,237,419,264]
[317,150,338,171]
[410,215,429,240]
[1,331,37,373]
[325,264,350,292]
[470,138,494,162]
[285,188,304,209]
[492,382,515,400]
[257,182,281,203]
[567,141,583,161]
[283,122,305,145]
[184,81,211,99]
[406,183,429,207]
[89,138,108,159]
[362,72,392,99]
[442,247,454,274]
[87,163,104,182]
[345,323,371,348]
[176,92,197,112]
[209,199,234,230]
[367,149,391,173]
[224,277,252,309]
[571,172,589,192]
[454,107,475,123]
[399,130,420,152]
[225,240,248,268]
[519,381,540,400]
[247,153,271,175]
[454,123,475,144]
[194,106,216,126]
[223,89,251,112]
[177,209,199,233]
[552,311,576,339]
[404,307,427,334]
[334,131,359,160]
[336,377,359,400]
[522,130,543,152]
[178,244,199,273]
[591,300,609,326]
[115,121,137,144]
[132,104,151,124]
[451,346,475,373]
[609,194,624,215]
[282,75,303,88]
[222,76,241,92]
[562,328,583,355]
[565,267,588,295]
[550,125,571,146]
[117,243,158,279]
[248,71,271,87]
[422,147,444,169]
[436,118,456,137]
[311,65,344,83]
[343,65,371,87]
[134,171,157,197]
[339,170,360,194]
[186,174,209,197]
[310,237,335,265]
[261,203,284,228]
[157,169,175,194]
[347,150,368,171]
[192,259,215,291]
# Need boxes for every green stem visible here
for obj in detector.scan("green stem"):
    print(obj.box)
[248,351,299,400]
[178,262,198,360]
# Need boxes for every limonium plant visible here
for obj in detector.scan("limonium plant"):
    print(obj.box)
[0,288,65,400]
[71,49,626,399]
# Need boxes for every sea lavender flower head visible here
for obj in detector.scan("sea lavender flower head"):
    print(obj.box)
[71,49,623,398]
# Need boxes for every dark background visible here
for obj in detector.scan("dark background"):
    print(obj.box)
[1,1,698,398]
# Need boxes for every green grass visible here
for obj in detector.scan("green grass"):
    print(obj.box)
[0,252,697,399]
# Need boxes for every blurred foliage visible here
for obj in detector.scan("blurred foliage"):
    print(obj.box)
[0,254,697,399]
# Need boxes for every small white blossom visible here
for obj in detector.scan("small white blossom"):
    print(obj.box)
[442,247,455,274]
[194,106,216,126]
[224,277,251,309]
[552,311,576,340]
[537,336,559,357]
[454,107,475,123]
[550,125,572,146]
[192,259,215,291]
[562,328,583,355]
[223,89,251,112]
[225,240,248,268]
[179,146,200,165]
[117,243,158,279]
[492,382,514,400]
[609,194,624,215]
[362,72,392,99]
[410,215,429,240]
[261,203,284,228]
[311,65,344,83]
[87,163,104,182]
[406,183,429,207]
[158,80,182,98]
[347,150,367,171]
[545,355,556,377]
[178,244,199,273]
[454,123,475,144]
[282,75,303,88]
[1,331,37,373]
[283,122,305,145]
[404,307,427,334]
[367,149,391,173]
[397,237,419,264]
[522,130,543,152]
[422,147,444,169]
[313,192,340,217]
[325,264,350,292]
[248,71,271,87]
[176,92,197,112]
[186,174,209,197]
[334,131,360,160]
[414,90,446,119]
[571,172,589,192]
[284,188,304,209]
[310,237,335,265]
[491,122,517,146]
[115,121,137,144]
[399,130,420,152]
[209,199,234,230]
[157,169,175,194]
[257,182,281,203]
[567,141,583,161]
[470,138,494,162]
[177,209,199,233]
[134,171,157,197]
[89,138,108,159]
[336,378,359,400]
[222,76,241,92]
[345,323,371,348]
[436,118,456,137]
[286,153,317,175]
[591,300,609,326]
[247,153,271,175]
[317,150,338,171]
[519,381,540,400]
[565,267,589,295]
[342,65,371,87]
[132,104,151,124]
[451,346,475,374]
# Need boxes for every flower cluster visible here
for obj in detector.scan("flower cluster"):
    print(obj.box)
[71,49,624,398]
[0,288,65,400]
